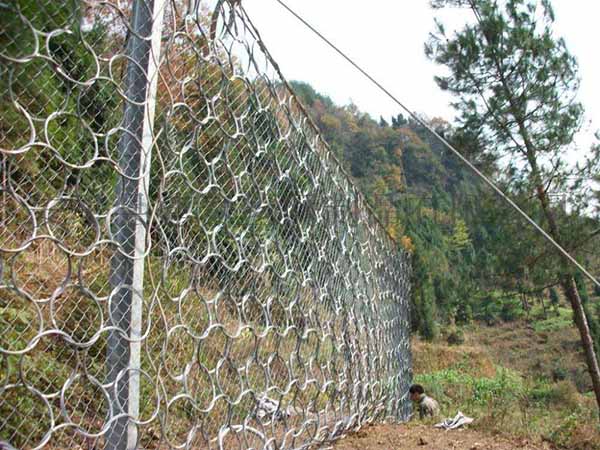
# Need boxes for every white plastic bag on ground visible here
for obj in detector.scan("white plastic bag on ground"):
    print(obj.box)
[434,411,474,430]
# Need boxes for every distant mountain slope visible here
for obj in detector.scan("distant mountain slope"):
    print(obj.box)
[290,81,487,334]
[290,80,600,345]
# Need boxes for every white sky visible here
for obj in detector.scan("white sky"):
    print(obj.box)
[243,0,600,153]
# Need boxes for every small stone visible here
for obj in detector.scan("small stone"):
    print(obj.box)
[418,437,428,446]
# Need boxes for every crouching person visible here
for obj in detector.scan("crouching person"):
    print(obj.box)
[409,384,440,419]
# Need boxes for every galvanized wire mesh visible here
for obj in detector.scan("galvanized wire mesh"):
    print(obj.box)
[0,0,412,448]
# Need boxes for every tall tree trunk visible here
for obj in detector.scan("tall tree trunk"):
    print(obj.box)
[531,178,600,413]
[467,1,600,413]
[526,161,600,413]
[502,71,600,412]
[506,99,600,412]
[562,275,600,410]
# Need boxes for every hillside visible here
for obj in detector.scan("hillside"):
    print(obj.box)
[291,81,600,449]
[291,78,600,340]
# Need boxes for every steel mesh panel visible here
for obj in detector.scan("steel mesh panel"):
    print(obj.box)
[0,1,412,448]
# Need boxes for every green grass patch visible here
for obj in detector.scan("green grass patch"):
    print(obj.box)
[533,307,573,333]
[415,366,524,412]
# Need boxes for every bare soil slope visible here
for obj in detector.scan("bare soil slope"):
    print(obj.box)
[333,423,550,450]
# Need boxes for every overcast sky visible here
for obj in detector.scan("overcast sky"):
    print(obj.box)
[243,1,599,153]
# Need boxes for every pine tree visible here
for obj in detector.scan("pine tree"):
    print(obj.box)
[420,284,438,341]
[448,218,471,251]
[428,0,600,410]
[576,272,600,353]
[575,272,591,304]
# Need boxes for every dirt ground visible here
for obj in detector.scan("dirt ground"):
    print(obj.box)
[332,423,551,450]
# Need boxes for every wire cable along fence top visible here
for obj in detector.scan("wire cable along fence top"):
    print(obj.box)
[0,1,411,449]
[271,0,600,290]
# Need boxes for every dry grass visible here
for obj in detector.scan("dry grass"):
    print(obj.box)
[463,319,592,392]
[333,422,552,450]
[412,339,496,378]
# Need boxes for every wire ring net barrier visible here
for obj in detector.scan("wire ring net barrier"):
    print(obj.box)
[0,0,412,448]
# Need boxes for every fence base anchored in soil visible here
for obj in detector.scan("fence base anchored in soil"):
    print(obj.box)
[0,1,412,448]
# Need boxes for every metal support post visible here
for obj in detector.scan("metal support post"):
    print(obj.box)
[106,0,165,448]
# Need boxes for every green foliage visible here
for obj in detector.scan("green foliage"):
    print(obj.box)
[551,366,568,382]
[419,290,438,341]
[549,287,560,307]
[474,294,501,325]
[427,0,584,168]
[455,302,473,325]
[289,76,599,341]
[426,3,600,400]
[291,78,581,337]
[447,218,471,251]
[291,80,482,337]
[529,380,580,409]
[500,298,523,322]
[575,272,600,354]
[533,307,573,333]
[413,256,438,341]
[414,351,598,448]
[546,410,600,450]
[575,272,591,304]
[415,366,524,411]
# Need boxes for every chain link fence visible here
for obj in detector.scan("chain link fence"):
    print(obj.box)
[0,1,412,448]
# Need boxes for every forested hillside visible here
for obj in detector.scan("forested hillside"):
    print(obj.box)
[290,80,600,344]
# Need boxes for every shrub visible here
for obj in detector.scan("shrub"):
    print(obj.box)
[530,380,579,410]
[500,298,522,322]
[418,285,437,341]
[455,302,473,325]
[473,295,501,326]
[546,410,600,450]
[414,366,524,412]
[570,366,592,393]
[533,308,572,333]
[446,329,465,346]
[552,366,568,382]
